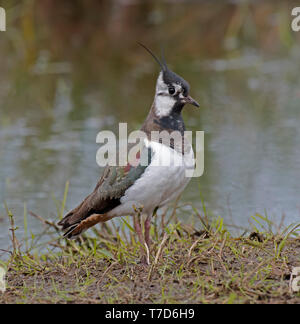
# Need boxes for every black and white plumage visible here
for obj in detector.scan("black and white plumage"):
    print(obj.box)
[58,44,200,262]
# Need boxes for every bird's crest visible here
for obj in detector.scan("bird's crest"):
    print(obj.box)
[138,42,168,72]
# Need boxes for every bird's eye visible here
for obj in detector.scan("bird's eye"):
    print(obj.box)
[168,86,175,95]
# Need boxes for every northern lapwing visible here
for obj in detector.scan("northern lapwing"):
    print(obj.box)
[58,44,200,264]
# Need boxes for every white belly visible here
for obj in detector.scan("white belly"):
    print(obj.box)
[108,140,194,217]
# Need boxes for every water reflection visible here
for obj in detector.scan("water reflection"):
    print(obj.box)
[1,1,300,250]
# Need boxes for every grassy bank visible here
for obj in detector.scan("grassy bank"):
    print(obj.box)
[1,203,300,304]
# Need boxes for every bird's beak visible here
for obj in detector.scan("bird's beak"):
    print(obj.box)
[183,95,200,107]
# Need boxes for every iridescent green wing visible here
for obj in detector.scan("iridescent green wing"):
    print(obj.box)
[96,145,152,199]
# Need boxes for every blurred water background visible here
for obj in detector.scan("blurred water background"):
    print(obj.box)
[1,0,300,252]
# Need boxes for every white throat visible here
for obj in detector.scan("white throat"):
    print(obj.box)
[154,73,175,118]
[154,95,175,118]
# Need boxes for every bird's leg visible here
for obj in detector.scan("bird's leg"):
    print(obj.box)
[133,214,144,246]
[144,214,152,252]
[133,214,148,265]
[144,207,158,252]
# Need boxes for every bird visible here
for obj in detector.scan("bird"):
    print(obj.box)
[58,44,200,264]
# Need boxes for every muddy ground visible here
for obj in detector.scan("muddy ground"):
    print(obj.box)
[1,230,300,304]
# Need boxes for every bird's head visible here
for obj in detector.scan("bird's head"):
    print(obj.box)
[139,43,200,118]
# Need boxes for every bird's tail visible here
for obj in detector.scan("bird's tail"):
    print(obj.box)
[59,214,109,239]
[58,194,112,239]
[58,194,93,239]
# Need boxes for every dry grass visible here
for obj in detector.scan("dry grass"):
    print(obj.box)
[1,202,300,304]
